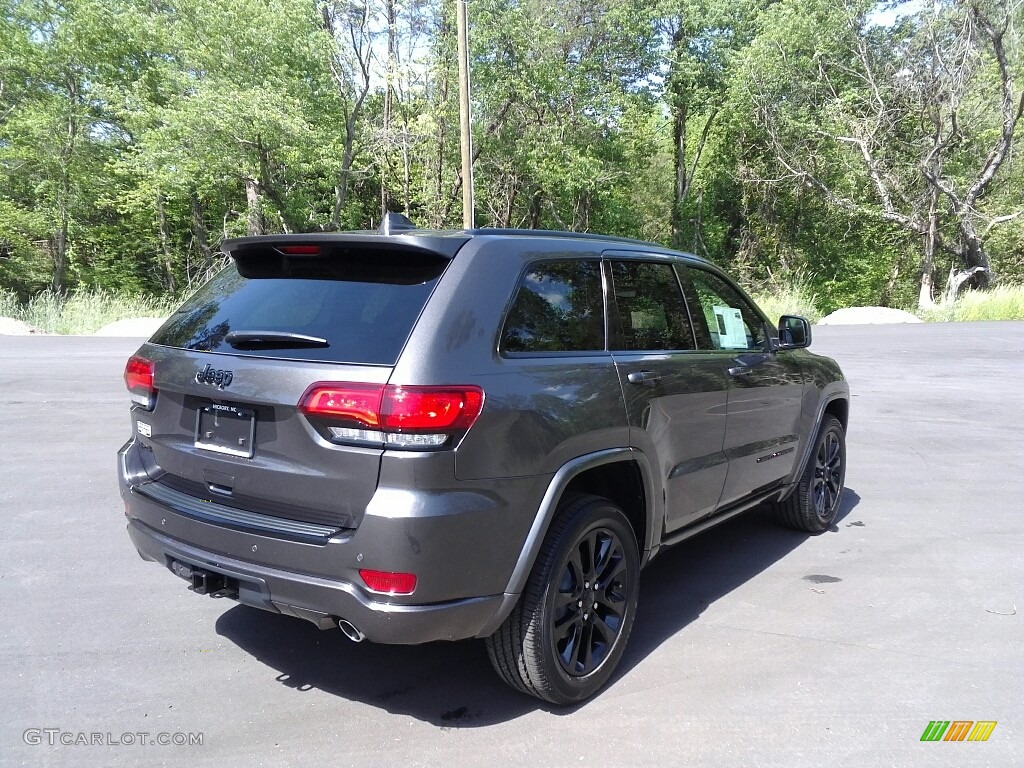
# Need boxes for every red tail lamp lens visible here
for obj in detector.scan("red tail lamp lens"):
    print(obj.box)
[381,386,484,431]
[359,569,417,595]
[299,383,484,434]
[299,383,384,427]
[124,355,156,408]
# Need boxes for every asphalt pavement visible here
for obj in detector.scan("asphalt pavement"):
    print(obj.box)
[0,323,1021,767]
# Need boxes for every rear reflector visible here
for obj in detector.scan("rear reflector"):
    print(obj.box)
[359,569,417,595]
[299,383,484,449]
[124,355,156,409]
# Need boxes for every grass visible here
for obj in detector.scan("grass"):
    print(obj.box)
[917,284,1024,322]
[749,280,823,324]
[0,287,177,335]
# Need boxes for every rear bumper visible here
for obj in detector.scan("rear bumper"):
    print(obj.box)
[118,437,545,643]
[127,518,505,644]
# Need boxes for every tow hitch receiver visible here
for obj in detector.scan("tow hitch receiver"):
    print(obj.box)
[170,560,239,598]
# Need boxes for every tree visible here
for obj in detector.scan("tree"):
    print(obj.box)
[743,0,1024,307]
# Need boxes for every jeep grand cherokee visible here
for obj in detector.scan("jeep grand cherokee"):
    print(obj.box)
[119,215,849,704]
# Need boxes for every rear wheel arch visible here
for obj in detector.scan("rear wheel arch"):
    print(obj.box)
[562,458,650,563]
[476,448,658,640]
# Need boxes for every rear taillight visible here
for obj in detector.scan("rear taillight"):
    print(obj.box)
[299,383,484,449]
[124,355,156,410]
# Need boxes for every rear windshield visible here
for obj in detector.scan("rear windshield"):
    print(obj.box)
[152,250,447,364]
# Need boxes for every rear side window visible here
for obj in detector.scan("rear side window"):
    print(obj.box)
[500,260,605,354]
[152,250,447,364]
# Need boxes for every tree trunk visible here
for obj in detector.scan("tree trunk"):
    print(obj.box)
[670,96,687,249]
[244,178,265,236]
[528,189,542,229]
[190,193,214,264]
[49,222,67,293]
[918,186,940,309]
[156,191,177,293]
[189,192,217,283]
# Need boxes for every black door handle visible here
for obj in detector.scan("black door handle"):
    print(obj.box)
[627,370,662,385]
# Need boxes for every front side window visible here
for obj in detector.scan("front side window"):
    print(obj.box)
[680,267,767,351]
[500,260,605,353]
[608,260,695,351]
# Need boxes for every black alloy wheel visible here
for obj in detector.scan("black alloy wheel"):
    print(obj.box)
[485,494,640,704]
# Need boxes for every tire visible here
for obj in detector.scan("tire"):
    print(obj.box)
[775,415,846,533]
[485,494,640,705]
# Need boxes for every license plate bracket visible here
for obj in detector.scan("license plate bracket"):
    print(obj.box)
[194,403,255,458]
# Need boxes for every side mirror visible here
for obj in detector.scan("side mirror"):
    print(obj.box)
[776,315,812,349]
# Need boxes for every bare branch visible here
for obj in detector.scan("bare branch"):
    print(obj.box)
[964,1,1024,207]
[982,211,1023,238]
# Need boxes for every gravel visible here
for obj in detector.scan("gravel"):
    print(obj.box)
[0,317,42,335]
[92,317,167,337]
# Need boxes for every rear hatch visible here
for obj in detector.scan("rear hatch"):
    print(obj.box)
[127,235,462,538]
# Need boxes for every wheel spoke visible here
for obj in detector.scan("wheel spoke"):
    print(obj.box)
[591,614,617,645]
[554,608,579,633]
[560,623,582,669]
[827,474,842,497]
[580,532,597,579]
[597,549,625,586]
[566,547,584,587]
[553,589,577,612]
[579,624,594,672]
[593,532,613,572]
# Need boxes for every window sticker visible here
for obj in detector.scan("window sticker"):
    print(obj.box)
[712,305,747,349]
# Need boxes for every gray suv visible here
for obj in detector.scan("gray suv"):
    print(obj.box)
[119,218,848,704]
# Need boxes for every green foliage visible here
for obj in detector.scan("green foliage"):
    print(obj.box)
[1,0,1021,316]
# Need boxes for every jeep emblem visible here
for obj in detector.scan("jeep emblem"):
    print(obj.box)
[196,364,233,388]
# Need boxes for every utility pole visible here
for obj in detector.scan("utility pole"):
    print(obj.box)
[456,0,474,229]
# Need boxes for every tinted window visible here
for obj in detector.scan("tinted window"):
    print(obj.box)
[501,261,605,353]
[680,267,767,351]
[152,252,446,364]
[608,261,694,351]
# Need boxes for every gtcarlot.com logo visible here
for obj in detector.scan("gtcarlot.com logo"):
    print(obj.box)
[920,721,997,742]
[23,729,203,747]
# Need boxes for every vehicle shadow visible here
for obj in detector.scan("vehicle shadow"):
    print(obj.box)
[215,488,861,727]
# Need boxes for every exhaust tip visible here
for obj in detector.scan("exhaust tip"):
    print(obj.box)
[337,618,365,643]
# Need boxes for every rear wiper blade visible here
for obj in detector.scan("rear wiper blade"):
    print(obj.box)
[224,331,329,349]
